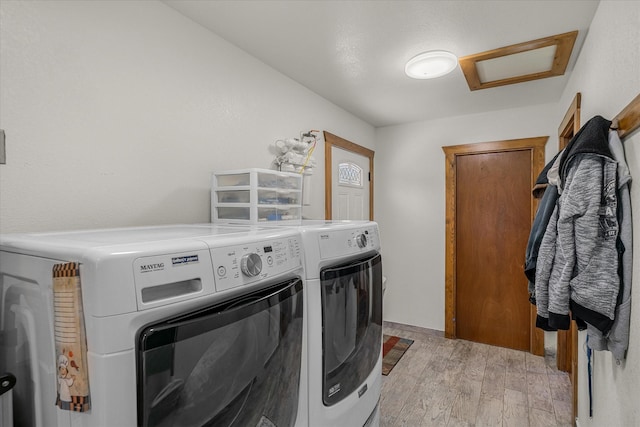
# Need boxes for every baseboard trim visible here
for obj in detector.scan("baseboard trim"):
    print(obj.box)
[383,321,444,337]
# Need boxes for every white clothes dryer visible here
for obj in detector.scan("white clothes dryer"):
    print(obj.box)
[298,221,383,427]
[0,224,306,427]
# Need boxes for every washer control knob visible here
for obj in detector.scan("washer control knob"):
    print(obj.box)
[355,234,368,248]
[241,253,262,277]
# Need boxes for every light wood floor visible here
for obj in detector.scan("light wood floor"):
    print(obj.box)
[380,322,572,427]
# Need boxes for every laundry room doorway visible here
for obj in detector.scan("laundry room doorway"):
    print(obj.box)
[443,137,547,353]
[323,131,374,220]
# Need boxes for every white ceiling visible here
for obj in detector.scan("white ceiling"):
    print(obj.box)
[163,0,600,128]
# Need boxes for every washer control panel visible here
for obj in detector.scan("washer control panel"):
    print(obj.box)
[211,236,302,291]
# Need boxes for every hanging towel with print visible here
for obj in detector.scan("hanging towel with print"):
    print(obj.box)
[53,262,91,412]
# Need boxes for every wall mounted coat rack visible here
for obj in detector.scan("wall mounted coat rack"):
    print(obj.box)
[612,93,640,140]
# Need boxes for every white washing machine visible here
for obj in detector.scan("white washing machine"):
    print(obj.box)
[0,224,307,427]
[298,221,383,427]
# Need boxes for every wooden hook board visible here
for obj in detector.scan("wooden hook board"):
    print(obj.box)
[613,93,640,140]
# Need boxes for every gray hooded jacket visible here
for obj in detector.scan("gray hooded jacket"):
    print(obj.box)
[535,116,619,332]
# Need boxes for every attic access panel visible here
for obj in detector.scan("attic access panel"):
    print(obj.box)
[459,31,578,91]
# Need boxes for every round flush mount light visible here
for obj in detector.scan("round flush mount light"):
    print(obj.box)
[405,50,458,79]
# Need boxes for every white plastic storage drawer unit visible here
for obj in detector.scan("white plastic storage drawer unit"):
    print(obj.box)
[212,168,303,224]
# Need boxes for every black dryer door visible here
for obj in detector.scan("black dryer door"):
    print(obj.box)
[320,253,382,406]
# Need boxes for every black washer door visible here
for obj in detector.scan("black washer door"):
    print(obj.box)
[137,279,303,427]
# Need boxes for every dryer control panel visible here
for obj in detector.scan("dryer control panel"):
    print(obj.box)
[211,236,302,292]
[318,224,380,259]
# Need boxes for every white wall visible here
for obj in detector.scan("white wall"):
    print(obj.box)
[0,0,374,233]
[376,104,557,330]
[555,2,640,426]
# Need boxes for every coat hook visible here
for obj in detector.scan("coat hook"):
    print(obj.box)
[611,118,619,130]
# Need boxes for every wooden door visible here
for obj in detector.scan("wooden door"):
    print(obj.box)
[457,150,531,349]
[443,137,547,352]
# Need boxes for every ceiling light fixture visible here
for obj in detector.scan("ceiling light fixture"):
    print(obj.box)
[405,50,458,79]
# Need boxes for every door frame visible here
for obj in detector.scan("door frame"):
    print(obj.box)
[442,136,547,355]
[323,131,375,220]
[556,92,581,423]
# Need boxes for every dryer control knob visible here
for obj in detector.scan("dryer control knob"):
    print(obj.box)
[241,253,262,277]
[355,234,368,248]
